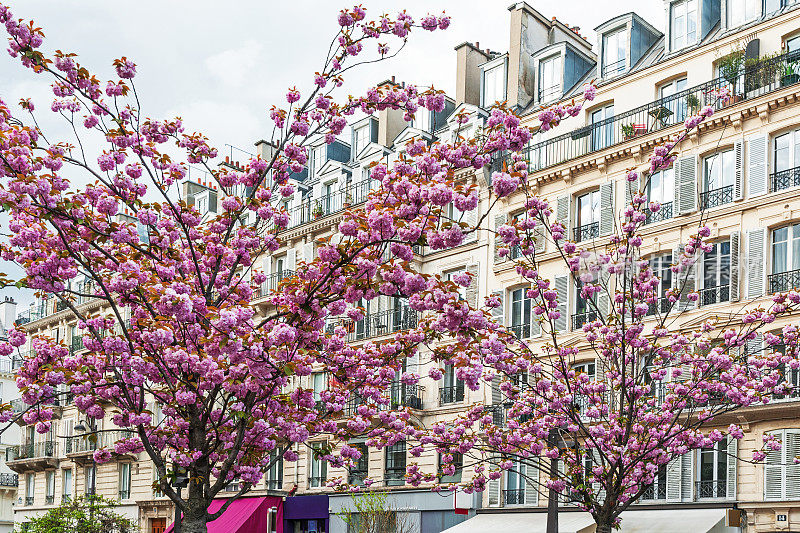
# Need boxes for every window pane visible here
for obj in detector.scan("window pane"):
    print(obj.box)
[776,134,791,172]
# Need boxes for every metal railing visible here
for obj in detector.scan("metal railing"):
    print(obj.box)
[696,479,727,499]
[698,284,730,306]
[265,478,283,490]
[509,322,536,339]
[325,308,418,342]
[0,356,24,373]
[390,383,424,410]
[308,476,327,488]
[439,385,465,406]
[644,202,673,225]
[349,470,368,486]
[256,270,295,298]
[483,404,506,427]
[574,222,599,242]
[517,50,800,174]
[602,58,627,78]
[7,441,57,461]
[70,336,83,354]
[641,483,666,500]
[503,489,525,505]
[572,310,598,330]
[24,496,33,506]
[14,306,46,326]
[769,269,800,293]
[699,185,734,210]
[772,165,800,192]
[645,297,672,316]
[287,180,373,229]
[384,467,405,486]
[0,473,18,487]
[45,494,54,504]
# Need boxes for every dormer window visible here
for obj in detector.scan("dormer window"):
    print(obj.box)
[670,0,697,51]
[353,126,370,159]
[728,0,760,27]
[538,55,562,102]
[412,109,432,133]
[482,61,507,108]
[602,28,628,77]
[311,145,326,177]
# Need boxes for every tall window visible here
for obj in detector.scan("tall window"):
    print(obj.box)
[444,268,467,300]
[312,145,326,177]
[119,463,131,500]
[659,78,688,125]
[602,28,628,76]
[349,442,369,485]
[700,241,731,305]
[572,362,596,417]
[702,150,735,209]
[645,168,675,223]
[510,287,534,339]
[728,0,760,27]
[764,429,800,500]
[439,452,464,483]
[575,190,601,241]
[266,450,283,490]
[385,441,406,486]
[788,35,800,53]
[483,64,506,107]
[309,442,328,488]
[311,373,327,405]
[670,0,697,50]
[697,440,728,498]
[85,465,96,496]
[773,130,800,192]
[62,469,72,502]
[648,253,673,314]
[46,471,55,504]
[538,55,562,102]
[413,109,432,132]
[321,181,335,214]
[503,460,527,505]
[591,105,615,151]
[25,473,34,506]
[770,225,800,293]
[440,364,465,405]
[641,465,667,500]
[353,125,370,158]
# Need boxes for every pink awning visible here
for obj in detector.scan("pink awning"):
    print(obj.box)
[165,496,283,533]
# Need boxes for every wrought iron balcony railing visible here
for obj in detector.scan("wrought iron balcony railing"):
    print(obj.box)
[325,308,418,342]
[24,496,33,506]
[574,221,599,242]
[645,297,672,316]
[45,494,55,504]
[70,336,84,354]
[503,488,526,505]
[644,202,673,225]
[772,165,800,192]
[698,284,730,306]
[14,305,46,326]
[769,269,800,293]
[308,476,327,488]
[572,310,598,330]
[699,185,734,210]
[390,383,424,410]
[516,50,800,175]
[640,483,666,500]
[7,441,57,461]
[349,470,368,486]
[256,270,295,298]
[696,479,728,499]
[384,467,406,486]
[287,180,373,229]
[265,478,283,490]
[482,404,506,427]
[0,473,18,487]
[439,384,465,406]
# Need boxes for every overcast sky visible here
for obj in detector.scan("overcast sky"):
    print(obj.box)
[0,0,665,311]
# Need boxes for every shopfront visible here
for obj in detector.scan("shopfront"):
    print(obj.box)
[284,494,330,533]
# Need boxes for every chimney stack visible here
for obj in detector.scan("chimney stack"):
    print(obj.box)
[454,42,492,106]
[0,297,17,333]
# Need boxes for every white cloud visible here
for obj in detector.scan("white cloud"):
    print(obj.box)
[205,40,263,89]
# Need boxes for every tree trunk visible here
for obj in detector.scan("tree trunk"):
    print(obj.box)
[180,511,208,533]
[595,523,613,533]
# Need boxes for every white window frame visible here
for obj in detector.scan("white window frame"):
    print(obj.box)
[764,429,800,500]
[728,0,761,28]
[311,372,327,402]
[703,150,736,194]
[538,54,562,102]
[509,287,533,338]
[312,145,326,177]
[119,462,131,500]
[602,27,628,77]
[62,469,72,501]
[482,62,507,108]
[771,224,800,275]
[576,189,601,229]
[701,239,731,291]
[591,105,615,151]
[773,129,800,176]
[696,439,729,499]
[647,168,676,216]
[444,268,467,301]
[353,125,370,159]
[659,78,688,123]
[309,441,328,488]
[670,0,698,51]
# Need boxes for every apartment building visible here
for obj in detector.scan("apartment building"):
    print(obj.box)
[9,1,800,533]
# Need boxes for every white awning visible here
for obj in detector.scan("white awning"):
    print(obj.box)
[443,508,728,533]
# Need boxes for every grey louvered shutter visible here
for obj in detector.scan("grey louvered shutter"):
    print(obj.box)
[746,228,766,298]
[675,156,698,215]
[466,264,480,308]
[491,291,504,326]
[494,214,508,263]
[680,452,694,502]
[672,245,697,310]
[747,135,768,197]
[303,242,315,264]
[624,174,640,207]
[734,141,744,201]
[764,430,783,500]
[729,231,740,302]
[590,449,606,502]
[524,459,539,505]
[491,375,503,405]
[727,437,737,500]
[599,181,615,236]
[746,332,763,357]
[666,456,682,501]
[461,200,479,244]
[785,430,800,500]
[554,275,569,332]
[488,458,501,506]
[597,271,612,320]
[533,224,546,253]
[286,249,297,271]
[556,196,571,240]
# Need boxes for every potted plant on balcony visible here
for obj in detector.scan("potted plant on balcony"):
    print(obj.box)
[718,49,745,103]
[686,93,701,116]
[312,201,323,219]
[621,123,636,140]
[782,62,800,87]
[343,192,353,208]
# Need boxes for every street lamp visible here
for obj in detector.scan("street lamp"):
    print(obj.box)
[172,465,189,533]
[545,428,575,533]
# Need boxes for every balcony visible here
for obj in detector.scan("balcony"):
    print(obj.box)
[640,483,666,500]
[67,430,136,465]
[771,165,800,192]
[769,269,800,293]
[503,488,525,505]
[0,473,18,487]
[645,297,671,317]
[70,336,84,354]
[287,180,373,230]
[696,480,727,499]
[45,494,55,505]
[24,496,33,506]
[699,185,733,210]
[509,322,536,339]
[439,384,465,406]
[14,306,46,326]
[518,50,800,174]
[307,476,327,488]
[572,310,598,330]
[325,308,418,342]
[644,202,673,225]
[574,222,599,242]
[698,284,729,306]
[482,404,506,427]
[390,383,424,410]
[256,270,295,299]
[6,441,59,472]
[602,58,626,78]
[12,396,66,423]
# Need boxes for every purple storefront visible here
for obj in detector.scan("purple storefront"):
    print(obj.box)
[283,495,330,533]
